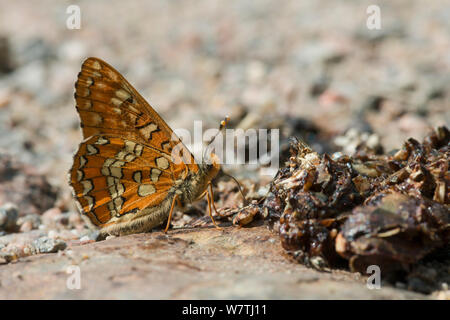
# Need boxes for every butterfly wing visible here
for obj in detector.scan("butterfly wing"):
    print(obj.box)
[69,134,177,227]
[71,57,199,229]
[76,58,174,148]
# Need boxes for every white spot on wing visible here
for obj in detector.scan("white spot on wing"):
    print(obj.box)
[150,168,162,182]
[133,171,142,184]
[81,180,93,195]
[116,89,131,101]
[92,60,101,70]
[156,157,169,170]
[86,144,98,155]
[138,184,156,197]
[140,123,158,140]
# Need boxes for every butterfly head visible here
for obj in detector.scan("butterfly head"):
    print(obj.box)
[202,152,221,180]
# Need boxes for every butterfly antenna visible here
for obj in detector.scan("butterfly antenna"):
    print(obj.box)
[202,116,230,163]
[222,172,247,206]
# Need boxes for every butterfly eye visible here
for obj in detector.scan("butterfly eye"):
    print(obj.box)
[210,153,220,165]
[203,152,220,167]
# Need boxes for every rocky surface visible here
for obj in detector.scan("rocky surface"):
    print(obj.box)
[0,225,430,299]
[254,128,449,294]
[0,0,448,299]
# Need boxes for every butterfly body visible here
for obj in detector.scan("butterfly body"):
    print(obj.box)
[69,57,221,236]
[172,156,220,205]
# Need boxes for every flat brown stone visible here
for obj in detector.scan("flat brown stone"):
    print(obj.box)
[0,225,427,299]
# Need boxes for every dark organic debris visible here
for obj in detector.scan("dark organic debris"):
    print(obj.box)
[232,201,265,227]
[336,193,449,273]
[257,126,449,284]
[0,203,19,233]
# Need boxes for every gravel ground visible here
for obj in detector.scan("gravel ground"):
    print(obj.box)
[0,0,448,299]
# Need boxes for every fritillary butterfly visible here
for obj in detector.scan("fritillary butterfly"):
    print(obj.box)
[69,57,224,236]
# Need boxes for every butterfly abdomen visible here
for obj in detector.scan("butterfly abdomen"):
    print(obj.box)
[100,195,174,236]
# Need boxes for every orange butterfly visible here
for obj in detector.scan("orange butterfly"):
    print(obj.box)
[69,57,225,236]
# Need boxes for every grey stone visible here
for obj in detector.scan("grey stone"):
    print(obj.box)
[32,237,66,254]
[0,203,18,232]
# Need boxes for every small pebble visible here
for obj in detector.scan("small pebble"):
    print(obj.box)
[41,208,62,223]
[80,230,100,242]
[79,235,90,242]
[0,203,19,232]
[12,272,23,280]
[19,221,33,233]
[47,230,57,239]
[32,237,66,253]
[17,214,42,232]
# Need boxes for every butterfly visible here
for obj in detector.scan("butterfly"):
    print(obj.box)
[69,57,225,237]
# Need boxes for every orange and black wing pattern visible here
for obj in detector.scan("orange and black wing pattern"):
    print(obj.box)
[70,57,198,227]
[70,135,177,226]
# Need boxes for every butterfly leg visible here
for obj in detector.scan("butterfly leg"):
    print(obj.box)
[208,183,231,218]
[208,183,220,214]
[164,194,179,233]
[206,190,222,230]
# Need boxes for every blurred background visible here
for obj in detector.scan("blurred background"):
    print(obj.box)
[0,0,449,209]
